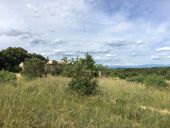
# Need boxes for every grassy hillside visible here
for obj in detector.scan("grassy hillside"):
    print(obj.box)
[0,77,170,128]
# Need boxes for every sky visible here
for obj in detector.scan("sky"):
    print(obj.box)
[0,0,170,66]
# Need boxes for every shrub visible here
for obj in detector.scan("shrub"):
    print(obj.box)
[22,57,46,79]
[164,72,170,80]
[68,54,98,95]
[144,75,168,88]
[118,74,127,79]
[126,76,145,83]
[68,77,97,95]
[126,72,138,78]
[95,64,111,77]
[0,70,16,83]
[62,64,74,77]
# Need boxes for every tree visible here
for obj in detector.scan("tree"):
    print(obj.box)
[95,64,111,77]
[68,53,98,95]
[0,51,5,70]
[0,47,48,73]
[29,53,48,62]
[0,47,29,72]
[22,57,46,79]
[61,57,68,64]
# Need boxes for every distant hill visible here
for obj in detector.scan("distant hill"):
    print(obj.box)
[109,64,170,69]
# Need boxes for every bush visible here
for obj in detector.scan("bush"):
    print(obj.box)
[0,70,16,83]
[68,54,98,95]
[164,72,170,80]
[22,58,46,79]
[62,64,74,77]
[118,74,127,79]
[126,76,145,83]
[126,72,138,78]
[144,75,168,88]
[68,77,97,95]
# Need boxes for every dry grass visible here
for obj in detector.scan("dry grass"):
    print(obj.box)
[0,77,170,128]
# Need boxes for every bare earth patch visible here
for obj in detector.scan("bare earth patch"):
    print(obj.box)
[140,105,170,115]
[15,73,21,80]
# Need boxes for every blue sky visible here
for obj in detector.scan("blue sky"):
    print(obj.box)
[0,0,170,66]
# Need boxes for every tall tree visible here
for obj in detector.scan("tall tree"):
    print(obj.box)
[0,51,5,70]
[29,53,48,62]
[1,47,29,72]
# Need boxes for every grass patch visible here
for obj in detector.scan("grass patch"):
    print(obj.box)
[0,70,16,85]
[0,77,169,127]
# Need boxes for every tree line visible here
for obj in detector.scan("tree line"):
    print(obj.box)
[0,47,48,72]
[0,47,109,95]
[0,47,110,76]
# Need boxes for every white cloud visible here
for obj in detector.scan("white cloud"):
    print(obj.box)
[105,53,116,57]
[151,55,160,60]
[53,39,65,44]
[136,40,145,45]
[95,56,112,61]
[26,0,89,21]
[156,47,170,52]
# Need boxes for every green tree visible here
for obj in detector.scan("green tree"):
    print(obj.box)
[68,54,98,95]
[95,64,111,77]
[29,53,48,62]
[22,58,46,79]
[61,57,68,64]
[0,47,29,72]
[0,51,5,70]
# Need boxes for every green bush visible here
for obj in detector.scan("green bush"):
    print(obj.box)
[144,75,168,88]
[22,58,46,79]
[68,77,97,95]
[164,72,170,80]
[0,70,16,83]
[118,74,127,79]
[62,64,74,77]
[126,76,145,83]
[68,54,98,95]
[126,72,138,78]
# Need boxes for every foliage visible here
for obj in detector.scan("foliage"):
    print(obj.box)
[0,47,29,72]
[0,70,16,83]
[22,58,46,79]
[29,53,48,62]
[144,75,168,88]
[0,47,48,73]
[126,76,145,83]
[68,54,98,95]
[0,52,5,70]
[95,64,111,77]
[118,74,127,79]
[164,72,170,80]
[126,75,168,88]
[111,67,170,80]
[62,63,74,77]
[68,77,97,95]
